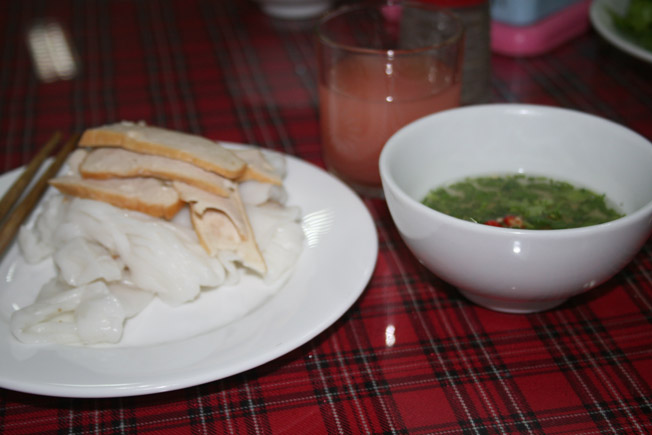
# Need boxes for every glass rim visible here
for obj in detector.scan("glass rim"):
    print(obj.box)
[315,1,465,56]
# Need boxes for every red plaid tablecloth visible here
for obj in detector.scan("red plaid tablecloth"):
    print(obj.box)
[1,1,651,434]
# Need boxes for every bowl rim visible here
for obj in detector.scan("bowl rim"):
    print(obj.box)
[379,103,652,236]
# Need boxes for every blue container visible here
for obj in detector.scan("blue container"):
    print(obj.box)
[490,0,583,26]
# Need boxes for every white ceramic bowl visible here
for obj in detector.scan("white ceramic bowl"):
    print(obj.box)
[255,0,333,19]
[379,104,652,313]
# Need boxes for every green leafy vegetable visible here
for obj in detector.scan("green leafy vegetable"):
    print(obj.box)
[609,0,652,51]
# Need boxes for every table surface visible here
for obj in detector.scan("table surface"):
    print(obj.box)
[1,1,652,434]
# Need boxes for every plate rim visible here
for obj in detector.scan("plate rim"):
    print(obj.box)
[590,0,652,64]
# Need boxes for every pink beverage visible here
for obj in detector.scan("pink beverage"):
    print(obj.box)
[319,55,461,192]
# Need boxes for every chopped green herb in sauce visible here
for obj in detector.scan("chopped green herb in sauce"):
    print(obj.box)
[422,174,624,229]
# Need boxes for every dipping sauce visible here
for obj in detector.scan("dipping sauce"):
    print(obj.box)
[422,174,624,229]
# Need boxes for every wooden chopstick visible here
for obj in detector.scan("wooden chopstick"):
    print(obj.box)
[0,133,80,258]
[0,131,62,222]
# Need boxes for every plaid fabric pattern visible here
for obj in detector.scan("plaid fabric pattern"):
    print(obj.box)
[1,1,651,433]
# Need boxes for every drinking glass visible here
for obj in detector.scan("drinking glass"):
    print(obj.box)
[316,2,464,197]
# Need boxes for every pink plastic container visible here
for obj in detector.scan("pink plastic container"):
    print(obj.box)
[491,0,591,57]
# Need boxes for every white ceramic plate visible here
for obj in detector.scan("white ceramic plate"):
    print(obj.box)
[0,146,378,398]
[590,0,652,64]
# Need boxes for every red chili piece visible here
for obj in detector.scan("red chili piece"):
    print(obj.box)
[503,215,524,228]
[483,215,525,228]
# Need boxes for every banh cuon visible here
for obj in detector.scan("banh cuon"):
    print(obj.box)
[10,121,305,346]
[421,174,623,229]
